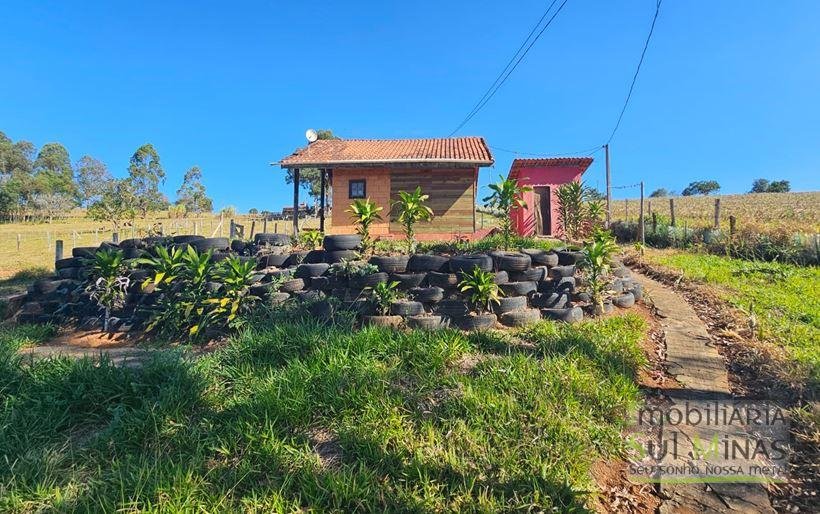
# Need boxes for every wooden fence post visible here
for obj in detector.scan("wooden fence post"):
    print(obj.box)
[639,181,645,245]
[263,218,268,233]
[229,220,236,239]
[670,198,676,227]
[625,199,629,223]
[112,232,119,243]
[17,234,21,253]
[652,212,657,234]
[713,198,721,229]
[729,215,736,236]
[55,240,63,262]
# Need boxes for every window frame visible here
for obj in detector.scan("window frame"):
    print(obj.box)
[348,179,366,199]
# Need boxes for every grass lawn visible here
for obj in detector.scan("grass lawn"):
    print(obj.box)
[642,249,820,386]
[0,311,647,512]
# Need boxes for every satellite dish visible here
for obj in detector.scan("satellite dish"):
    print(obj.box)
[305,128,318,143]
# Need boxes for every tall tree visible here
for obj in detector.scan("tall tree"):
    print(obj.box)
[0,132,37,218]
[750,178,770,193]
[75,155,112,206]
[682,180,720,196]
[284,129,337,202]
[649,188,669,198]
[175,165,213,214]
[127,143,167,217]
[767,180,790,193]
[33,142,76,198]
[87,179,136,231]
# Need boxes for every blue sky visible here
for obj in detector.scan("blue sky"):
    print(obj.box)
[2,1,818,212]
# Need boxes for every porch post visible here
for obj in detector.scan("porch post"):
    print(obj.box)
[319,168,326,233]
[292,168,300,237]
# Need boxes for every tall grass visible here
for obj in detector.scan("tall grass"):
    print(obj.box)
[0,312,646,512]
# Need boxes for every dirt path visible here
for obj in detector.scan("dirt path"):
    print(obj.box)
[634,272,777,514]
[18,330,155,366]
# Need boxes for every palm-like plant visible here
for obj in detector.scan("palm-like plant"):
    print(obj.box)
[393,186,434,253]
[482,176,531,250]
[581,230,619,314]
[85,248,130,331]
[458,266,502,313]
[555,181,586,241]
[367,280,401,316]
[347,198,383,255]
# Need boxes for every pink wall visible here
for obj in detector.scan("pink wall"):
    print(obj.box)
[508,159,591,237]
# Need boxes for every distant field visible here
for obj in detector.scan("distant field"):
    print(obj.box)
[0,214,319,279]
[611,191,820,232]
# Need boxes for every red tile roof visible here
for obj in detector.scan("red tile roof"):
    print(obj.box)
[509,157,593,179]
[279,137,494,168]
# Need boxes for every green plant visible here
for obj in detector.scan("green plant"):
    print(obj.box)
[367,280,400,315]
[346,198,383,255]
[84,248,130,331]
[482,176,531,250]
[556,181,604,241]
[138,246,259,343]
[458,266,502,313]
[327,259,377,279]
[581,230,619,314]
[393,186,434,253]
[296,229,324,250]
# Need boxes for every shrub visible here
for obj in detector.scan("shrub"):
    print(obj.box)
[85,248,130,331]
[393,186,433,253]
[367,281,400,315]
[346,198,383,255]
[296,229,323,250]
[459,266,501,313]
[580,231,618,314]
[483,176,531,250]
[555,182,603,241]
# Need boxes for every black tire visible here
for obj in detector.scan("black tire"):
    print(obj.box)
[553,277,575,293]
[409,286,444,303]
[349,272,389,289]
[407,254,450,272]
[230,240,248,254]
[492,295,528,315]
[389,272,427,290]
[342,298,375,316]
[293,289,325,302]
[390,300,424,316]
[427,271,459,289]
[56,267,81,280]
[520,248,559,267]
[627,283,643,302]
[493,252,532,272]
[369,255,410,273]
[211,251,231,262]
[406,315,446,330]
[613,292,635,308]
[323,234,361,251]
[492,270,510,284]
[310,276,332,290]
[500,308,541,327]
[530,292,568,309]
[255,233,291,246]
[173,234,204,244]
[56,257,82,269]
[548,265,576,278]
[509,267,547,282]
[572,291,591,303]
[258,253,289,268]
[435,299,470,319]
[611,266,631,278]
[123,248,144,260]
[250,283,273,297]
[191,237,230,252]
[455,313,497,331]
[304,250,326,264]
[270,292,291,305]
[325,250,359,264]
[143,236,169,247]
[285,251,309,267]
[72,247,97,258]
[295,263,330,278]
[541,307,583,323]
[556,250,586,265]
[499,281,537,297]
[279,278,305,293]
[308,299,336,318]
[120,238,143,249]
[449,254,493,274]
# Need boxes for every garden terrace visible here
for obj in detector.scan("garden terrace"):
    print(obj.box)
[10,231,643,338]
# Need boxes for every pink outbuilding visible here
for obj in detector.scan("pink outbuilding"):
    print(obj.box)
[508,157,594,237]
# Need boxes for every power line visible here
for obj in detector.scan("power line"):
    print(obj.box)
[453,0,560,134]
[489,144,602,157]
[449,0,570,136]
[606,0,663,144]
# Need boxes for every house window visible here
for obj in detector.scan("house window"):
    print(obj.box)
[349,179,366,199]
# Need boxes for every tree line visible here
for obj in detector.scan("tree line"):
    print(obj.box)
[0,130,213,227]
[649,177,791,198]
